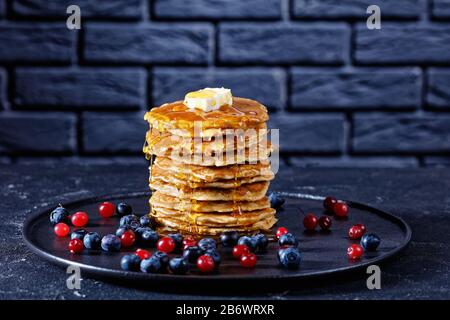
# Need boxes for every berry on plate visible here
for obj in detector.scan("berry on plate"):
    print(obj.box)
[135,248,151,260]
[183,246,203,263]
[182,236,197,250]
[98,202,115,218]
[120,254,141,271]
[152,251,170,268]
[119,214,139,228]
[68,239,83,254]
[71,211,89,227]
[347,244,364,259]
[116,202,132,217]
[323,196,337,211]
[198,237,217,251]
[318,216,332,231]
[276,227,289,239]
[333,202,349,218]
[237,236,257,252]
[219,231,239,247]
[278,233,299,247]
[50,206,70,225]
[253,233,269,252]
[269,192,285,209]
[115,226,130,237]
[120,230,136,247]
[169,257,189,275]
[240,253,257,268]
[140,229,159,247]
[157,236,176,253]
[101,234,121,252]
[278,247,301,269]
[139,215,151,227]
[54,222,70,237]
[140,256,162,273]
[348,225,365,240]
[83,232,101,249]
[360,233,380,251]
[232,244,250,258]
[197,255,215,273]
[303,214,318,231]
[204,249,221,265]
[71,229,87,240]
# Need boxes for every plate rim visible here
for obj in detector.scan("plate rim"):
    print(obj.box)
[22,191,412,283]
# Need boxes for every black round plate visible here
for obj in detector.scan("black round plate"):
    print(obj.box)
[22,192,411,289]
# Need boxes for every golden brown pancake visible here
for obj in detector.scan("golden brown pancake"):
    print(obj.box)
[144,97,269,136]
[150,191,271,213]
[150,180,269,201]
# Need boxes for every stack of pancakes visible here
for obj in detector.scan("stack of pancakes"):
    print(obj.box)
[143,97,276,236]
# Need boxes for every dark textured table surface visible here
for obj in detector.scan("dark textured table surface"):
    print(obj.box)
[1,164,449,300]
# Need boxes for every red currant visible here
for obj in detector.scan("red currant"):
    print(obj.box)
[347,244,364,260]
[121,230,136,247]
[303,214,318,230]
[355,223,366,234]
[323,196,337,211]
[232,244,250,258]
[318,215,332,230]
[183,236,197,250]
[71,211,89,227]
[68,238,83,253]
[348,225,364,240]
[197,255,215,273]
[333,202,349,218]
[98,202,115,218]
[157,236,175,253]
[276,227,288,239]
[135,248,151,260]
[240,253,257,268]
[54,222,70,237]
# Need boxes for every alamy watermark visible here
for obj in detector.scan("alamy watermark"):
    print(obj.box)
[66,265,82,290]
[366,265,381,290]
[66,5,81,30]
[367,5,381,30]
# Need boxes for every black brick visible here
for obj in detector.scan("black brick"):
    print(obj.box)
[152,67,285,109]
[153,0,281,20]
[0,23,75,63]
[431,0,450,19]
[289,156,418,168]
[219,23,349,65]
[13,0,144,19]
[424,156,450,167]
[84,24,213,64]
[355,23,450,65]
[83,112,147,153]
[291,67,421,109]
[15,68,146,109]
[293,0,419,19]
[353,115,450,153]
[0,112,76,154]
[268,114,344,153]
[427,68,450,108]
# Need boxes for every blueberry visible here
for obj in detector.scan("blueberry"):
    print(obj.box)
[269,192,285,209]
[183,246,203,263]
[168,233,183,251]
[140,256,162,273]
[140,229,159,247]
[220,231,239,247]
[120,254,141,271]
[129,220,142,232]
[253,233,269,252]
[204,249,221,265]
[119,214,139,228]
[139,215,151,227]
[238,236,257,252]
[198,237,217,251]
[360,233,381,251]
[169,257,189,275]
[152,251,169,268]
[278,233,299,248]
[101,234,121,252]
[116,202,132,217]
[49,206,70,225]
[278,247,301,269]
[115,226,130,237]
[71,229,87,240]
[83,232,101,249]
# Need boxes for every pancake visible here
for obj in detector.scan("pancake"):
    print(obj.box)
[151,206,276,227]
[145,97,269,136]
[150,191,271,213]
[153,157,273,182]
[154,215,277,236]
[150,180,269,201]
[151,165,274,189]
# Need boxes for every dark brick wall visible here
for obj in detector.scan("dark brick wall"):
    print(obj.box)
[1,0,450,168]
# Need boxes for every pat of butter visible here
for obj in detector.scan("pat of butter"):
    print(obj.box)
[184,88,232,112]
